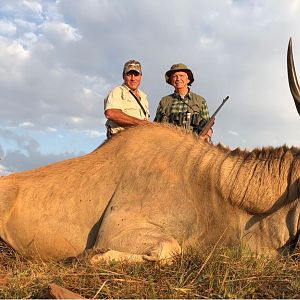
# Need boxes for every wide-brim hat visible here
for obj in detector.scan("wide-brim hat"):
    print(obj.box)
[165,63,194,86]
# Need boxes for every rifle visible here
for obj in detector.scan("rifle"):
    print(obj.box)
[199,96,229,137]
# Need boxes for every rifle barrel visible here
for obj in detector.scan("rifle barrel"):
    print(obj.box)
[200,96,229,136]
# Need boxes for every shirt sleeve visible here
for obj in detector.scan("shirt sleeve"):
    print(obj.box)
[154,100,163,122]
[104,87,124,111]
[200,99,210,121]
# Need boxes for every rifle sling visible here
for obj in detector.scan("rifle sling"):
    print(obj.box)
[129,90,148,118]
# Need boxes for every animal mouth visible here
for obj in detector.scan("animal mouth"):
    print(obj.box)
[287,38,300,115]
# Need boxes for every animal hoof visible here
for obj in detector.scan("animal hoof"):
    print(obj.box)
[142,254,158,262]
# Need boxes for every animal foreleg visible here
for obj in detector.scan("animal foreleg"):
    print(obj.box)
[90,250,146,264]
[90,233,181,264]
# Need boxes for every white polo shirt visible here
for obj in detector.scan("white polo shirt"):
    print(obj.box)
[104,84,150,135]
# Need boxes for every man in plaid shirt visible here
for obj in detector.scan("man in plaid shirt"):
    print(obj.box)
[154,63,212,142]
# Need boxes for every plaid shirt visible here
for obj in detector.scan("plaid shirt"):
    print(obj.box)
[169,92,210,121]
[154,91,210,122]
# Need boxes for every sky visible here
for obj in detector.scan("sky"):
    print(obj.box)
[1,0,300,175]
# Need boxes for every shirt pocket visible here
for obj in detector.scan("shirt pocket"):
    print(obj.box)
[121,92,140,116]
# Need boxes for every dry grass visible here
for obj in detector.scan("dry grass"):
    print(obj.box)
[1,239,300,299]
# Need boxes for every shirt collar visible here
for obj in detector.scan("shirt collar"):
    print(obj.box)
[122,83,139,93]
[172,89,191,100]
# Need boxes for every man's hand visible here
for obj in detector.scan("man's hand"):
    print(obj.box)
[200,128,213,143]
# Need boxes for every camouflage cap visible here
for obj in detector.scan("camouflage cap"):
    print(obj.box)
[123,60,142,75]
[165,63,194,86]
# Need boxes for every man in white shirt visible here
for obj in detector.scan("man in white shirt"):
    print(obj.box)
[104,60,150,138]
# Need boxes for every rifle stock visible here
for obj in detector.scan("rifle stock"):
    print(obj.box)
[199,96,229,137]
[200,116,215,137]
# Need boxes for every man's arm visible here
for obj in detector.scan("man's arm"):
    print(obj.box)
[105,109,150,127]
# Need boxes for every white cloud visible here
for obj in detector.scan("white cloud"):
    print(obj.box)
[7,40,29,58]
[42,21,82,43]
[84,129,104,138]
[83,87,92,95]
[0,19,17,36]
[291,0,300,13]
[69,117,83,124]
[46,127,57,132]
[17,31,38,48]
[0,38,30,85]
[15,18,38,32]
[19,121,34,127]
[22,0,42,14]
[228,130,239,136]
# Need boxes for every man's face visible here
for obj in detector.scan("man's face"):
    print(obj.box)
[124,71,142,91]
[170,71,190,90]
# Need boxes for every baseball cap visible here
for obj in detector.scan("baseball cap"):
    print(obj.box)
[123,60,142,75]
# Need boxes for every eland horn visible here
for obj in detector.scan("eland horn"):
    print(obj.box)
[287,37,300,115]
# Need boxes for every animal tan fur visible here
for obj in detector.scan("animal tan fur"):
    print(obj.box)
[1,39,300,263]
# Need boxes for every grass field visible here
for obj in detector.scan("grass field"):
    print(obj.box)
[1,239,300,298]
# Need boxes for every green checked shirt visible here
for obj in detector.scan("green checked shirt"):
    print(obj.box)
[154,91,210,133]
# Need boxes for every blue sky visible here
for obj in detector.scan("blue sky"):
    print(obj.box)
[1,0,300,174]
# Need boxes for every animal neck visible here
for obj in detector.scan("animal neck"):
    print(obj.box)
[217,146,300,214]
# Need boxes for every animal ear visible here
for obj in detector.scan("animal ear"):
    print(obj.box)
[287,38,300,115]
